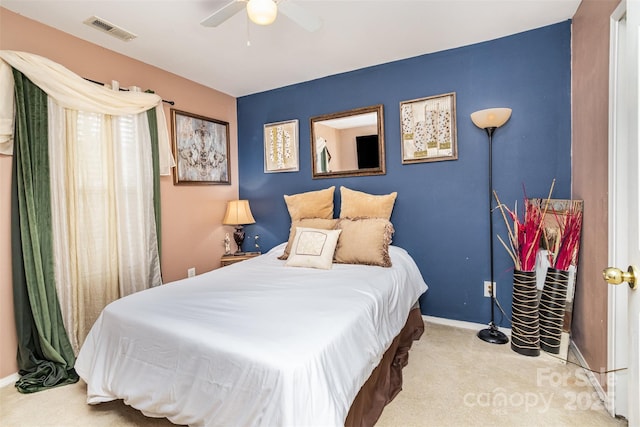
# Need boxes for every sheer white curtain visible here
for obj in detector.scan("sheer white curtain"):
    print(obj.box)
[49,92,161,353]
[1,50,170,353]
[0,50,171,355]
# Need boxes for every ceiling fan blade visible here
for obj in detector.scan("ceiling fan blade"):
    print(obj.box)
[200,0,247,27]
[278,1,322,32]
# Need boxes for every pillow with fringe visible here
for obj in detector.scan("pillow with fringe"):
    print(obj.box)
[333,217,394,267]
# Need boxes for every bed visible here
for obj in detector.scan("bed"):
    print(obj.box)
[75,242,428,427]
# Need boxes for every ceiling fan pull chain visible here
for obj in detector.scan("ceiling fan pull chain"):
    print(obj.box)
[246,13,252,47]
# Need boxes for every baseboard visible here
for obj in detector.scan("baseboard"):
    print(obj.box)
[0,372,19,389]
[423,315,512,335]
[569,340,610,414]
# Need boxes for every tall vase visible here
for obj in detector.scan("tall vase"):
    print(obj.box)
[510,270,540,356]
[539,267,570,354]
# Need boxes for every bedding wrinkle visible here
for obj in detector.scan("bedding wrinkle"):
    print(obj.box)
[75,243,428,427]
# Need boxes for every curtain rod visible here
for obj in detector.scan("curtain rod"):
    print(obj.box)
[83,77,175,105]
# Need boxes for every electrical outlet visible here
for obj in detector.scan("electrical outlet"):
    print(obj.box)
[187,267,196,278]
[483,281,495,297]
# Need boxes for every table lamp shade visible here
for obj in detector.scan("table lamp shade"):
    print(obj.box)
[222,200,255,226]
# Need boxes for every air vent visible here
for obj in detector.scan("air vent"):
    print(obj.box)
[83,16,137,42]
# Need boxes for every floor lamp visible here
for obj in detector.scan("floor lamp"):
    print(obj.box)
[470,107,512,345]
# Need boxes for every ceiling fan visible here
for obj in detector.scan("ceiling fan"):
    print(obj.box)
[200,0,322,32]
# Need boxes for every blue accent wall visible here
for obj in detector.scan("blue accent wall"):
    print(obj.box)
[237,21,571,326]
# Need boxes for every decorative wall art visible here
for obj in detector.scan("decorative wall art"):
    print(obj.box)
[400,92,457,164]
[171,109,231,185]
[263,119,299,173]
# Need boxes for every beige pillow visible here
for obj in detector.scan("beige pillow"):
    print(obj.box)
[285,227,342,270]
[339,186,397,220]
[279,218,338,260]
[284,186,335,222]
[333,218,394,267]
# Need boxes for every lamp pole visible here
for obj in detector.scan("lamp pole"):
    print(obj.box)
[470,107,512,344]
[478,126,509,344]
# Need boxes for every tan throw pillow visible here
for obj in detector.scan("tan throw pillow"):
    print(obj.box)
[285,227,342,270]
[333,218,394,267]
[284,186,335,222]
[339,186,397,220]
[278,218,338,260]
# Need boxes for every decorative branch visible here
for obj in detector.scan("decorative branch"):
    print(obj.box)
[494,179,556,272]
[544,200,583,271]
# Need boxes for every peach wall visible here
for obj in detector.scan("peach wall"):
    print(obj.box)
[338,125,378,170]
[0,8,238,378]
[571,0,621,389]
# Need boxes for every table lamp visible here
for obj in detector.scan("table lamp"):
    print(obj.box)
[222,200,256,254]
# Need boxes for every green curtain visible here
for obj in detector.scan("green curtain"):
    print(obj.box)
[146,106,162,260]
[11,70,78,393]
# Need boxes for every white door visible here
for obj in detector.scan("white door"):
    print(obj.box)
[607,1,639,425]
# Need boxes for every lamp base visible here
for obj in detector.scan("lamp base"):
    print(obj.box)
[478,323,509,345]
[233,225,245,254]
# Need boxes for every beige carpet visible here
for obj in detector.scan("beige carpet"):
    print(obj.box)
[0,321,627,427]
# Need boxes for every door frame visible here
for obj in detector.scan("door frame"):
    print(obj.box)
[607,0,629,418]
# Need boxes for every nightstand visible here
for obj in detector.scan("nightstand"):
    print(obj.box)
[220,252,260,267]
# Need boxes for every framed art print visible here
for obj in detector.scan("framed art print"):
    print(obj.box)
[400,92,458,164]
[263,119,299,173]
[171,109,230,185]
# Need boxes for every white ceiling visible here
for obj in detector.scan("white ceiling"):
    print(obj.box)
[2,0,581,97]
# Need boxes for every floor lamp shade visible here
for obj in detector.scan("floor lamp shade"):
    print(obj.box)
[471,107,512,345]
[222,200,256,253]
[471,108,512,130]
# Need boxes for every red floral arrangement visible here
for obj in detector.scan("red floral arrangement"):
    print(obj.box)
[543,201,583,271]
[494,180,556,272]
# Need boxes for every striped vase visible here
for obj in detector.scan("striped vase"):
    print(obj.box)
[510,270,540,356]
[539,268,570,354]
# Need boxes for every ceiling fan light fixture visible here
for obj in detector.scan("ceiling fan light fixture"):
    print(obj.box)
[246,0,278,25]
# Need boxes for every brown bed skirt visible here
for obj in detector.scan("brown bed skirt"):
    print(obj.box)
[345,307,425,427]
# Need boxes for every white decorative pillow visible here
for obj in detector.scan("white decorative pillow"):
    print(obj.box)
[278,218,338,260]
[285,227,342,270]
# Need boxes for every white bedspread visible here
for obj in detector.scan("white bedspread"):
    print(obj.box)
[75,244,428,427]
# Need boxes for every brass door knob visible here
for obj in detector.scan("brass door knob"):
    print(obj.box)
[602,265,639,290]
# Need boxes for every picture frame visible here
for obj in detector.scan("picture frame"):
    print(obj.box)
[399,92,458,164]
[171,109,231,185]
[263,119,299,173]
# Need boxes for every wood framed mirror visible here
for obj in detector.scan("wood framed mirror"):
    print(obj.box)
[310,104,385,179]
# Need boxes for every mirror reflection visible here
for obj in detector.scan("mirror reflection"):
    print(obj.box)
[310,104,385,179]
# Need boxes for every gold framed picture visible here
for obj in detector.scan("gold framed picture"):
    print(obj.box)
[400,92,457,164]
[171,109,230,185]
[263,119,299,173]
